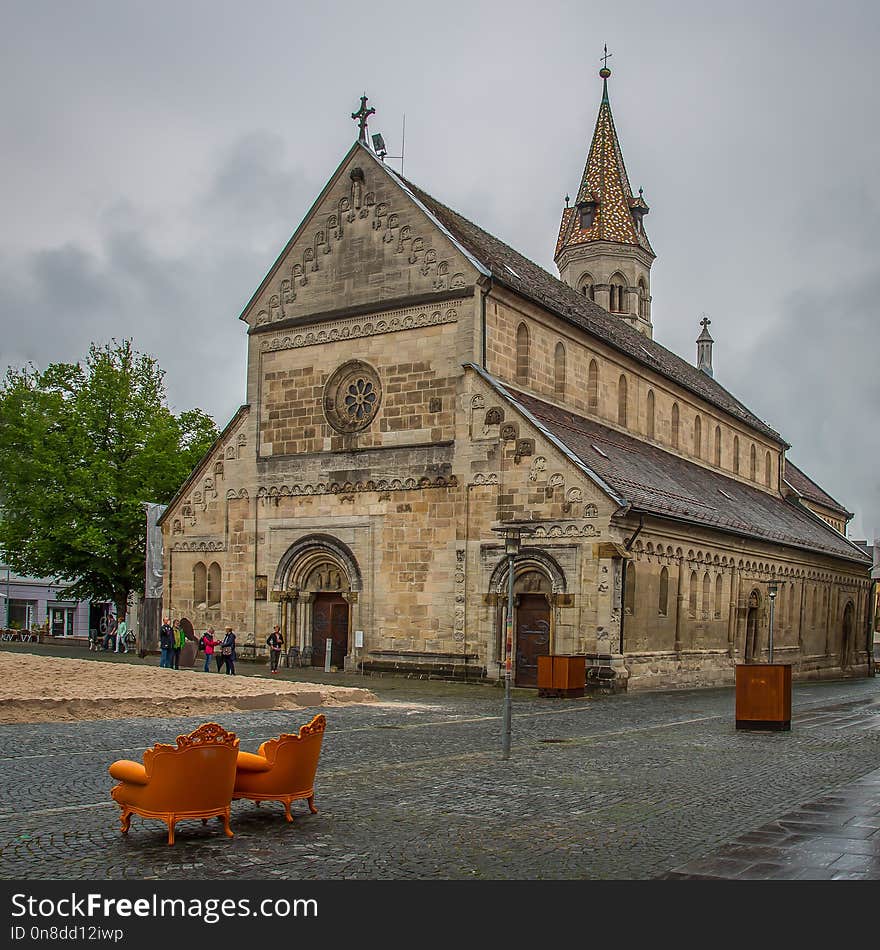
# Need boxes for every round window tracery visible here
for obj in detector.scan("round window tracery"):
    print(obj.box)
[323,360,382,433]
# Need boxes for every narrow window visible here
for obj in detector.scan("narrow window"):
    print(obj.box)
[689,571,698,618]
[714,574,723,619]
[749,444,757,481]
[812,586,818,625]
[193,562,207,606]
[638,278,648,319]
[624,564,636,616]
[617,375,628,427]
[554,341,566,397]
[516,322,529,383]
[207,562,222,607]
[671,403,680,449]
[733,436,740,474]
[646,389,655,439]
[610,274,627,313]
[714,426,722,466]
[694,415,702,458]
[588,359,599,413]
[580,274,595,300]
[659,566,669,617]
[765,451,772,488]
[702,572,711,620]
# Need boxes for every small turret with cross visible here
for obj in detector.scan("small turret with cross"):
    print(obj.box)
[696,315,714,377]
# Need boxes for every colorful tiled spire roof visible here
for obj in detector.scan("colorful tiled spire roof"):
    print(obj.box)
[555,66,654,260]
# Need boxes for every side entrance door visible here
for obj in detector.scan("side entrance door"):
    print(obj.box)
[515,594,551,687]
[311,593,349,669]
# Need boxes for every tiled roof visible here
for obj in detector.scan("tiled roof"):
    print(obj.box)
[499,384,868,564]
[555,84,654,257]
[388,158,784,444]
[784,460,853,518]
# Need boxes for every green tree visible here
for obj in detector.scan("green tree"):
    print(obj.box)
[0,340,218,622]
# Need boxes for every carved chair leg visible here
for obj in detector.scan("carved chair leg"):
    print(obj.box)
[307,795,318,814]
[167,818,176,846]
[120,809,132,835]
[283,800,294,823]
[222,809,234,838]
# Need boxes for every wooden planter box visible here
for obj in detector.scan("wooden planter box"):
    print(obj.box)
[735,663,792,731]
[537,655,586,698]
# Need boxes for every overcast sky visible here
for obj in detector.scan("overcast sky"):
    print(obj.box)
[1,0,877,540]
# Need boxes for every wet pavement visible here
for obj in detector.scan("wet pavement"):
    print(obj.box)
[2,643,880,880]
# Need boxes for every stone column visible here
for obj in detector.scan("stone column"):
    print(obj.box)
[727,567,739,658]
[674,556,685,654]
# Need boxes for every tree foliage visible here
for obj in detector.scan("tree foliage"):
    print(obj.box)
[0,340,218,617]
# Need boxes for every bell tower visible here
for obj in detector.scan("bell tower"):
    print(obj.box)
[555,52,656,338]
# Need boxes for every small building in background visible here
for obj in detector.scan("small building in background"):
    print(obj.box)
[0,565,96,638]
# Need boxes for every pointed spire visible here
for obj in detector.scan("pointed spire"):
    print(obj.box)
[554,56,653,261]
[696,315,714,377]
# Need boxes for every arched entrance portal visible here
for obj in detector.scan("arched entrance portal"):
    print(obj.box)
[273,536,362,670]
[841,601,855,670]
[744,590,761,662]
[490,552,565,688]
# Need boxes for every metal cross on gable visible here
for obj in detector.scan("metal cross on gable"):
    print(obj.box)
[351,94,376,143]
[700,316,711,329]
[600,44,613,69]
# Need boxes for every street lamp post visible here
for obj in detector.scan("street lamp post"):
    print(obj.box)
[767,580,778,662]
[492,523,534,760]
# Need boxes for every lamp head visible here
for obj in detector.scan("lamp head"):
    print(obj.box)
[768,581,779,600]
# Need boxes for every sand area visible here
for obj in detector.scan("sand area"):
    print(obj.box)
[0,652,378,724]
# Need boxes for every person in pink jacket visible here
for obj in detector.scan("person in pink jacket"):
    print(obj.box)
[199,627,217,672]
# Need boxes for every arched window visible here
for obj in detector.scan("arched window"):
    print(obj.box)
[624,564,636,616]
[693,415,702,458]
[193,562,207,607]
[207,562,222,607]
[579,274,595,301]
[658,566,669,617]
[714,574,723,619]
[714,426,722,466]
[749,444,757,481]
[516,323,530,384]
[610,274,627,313]
[671,403,680,449]
[765,451,772,488]
[702,572,711,620]
[646,390,655,439]
[733,435,740,474]
[554,341,566,397]
[689,571,698,618]
[637,278,648,319]
[788,583,795,632]
[617,375,628,427]
[588,359,599,413]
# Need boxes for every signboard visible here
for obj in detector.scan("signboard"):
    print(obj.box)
[355,629,364,648]
[254,575,267,601]
[323,637,332,673]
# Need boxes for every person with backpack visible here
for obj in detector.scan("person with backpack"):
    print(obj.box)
[199,627,217,672]
[266,624,284,674]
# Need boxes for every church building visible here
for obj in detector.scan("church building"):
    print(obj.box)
[159,68,872,690]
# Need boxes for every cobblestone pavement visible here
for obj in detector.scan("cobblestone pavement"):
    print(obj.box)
[2,661,880,880]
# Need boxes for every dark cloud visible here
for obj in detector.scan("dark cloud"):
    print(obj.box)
[0,0,877,539]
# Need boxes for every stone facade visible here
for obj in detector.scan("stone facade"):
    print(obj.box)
[160,92,871,691]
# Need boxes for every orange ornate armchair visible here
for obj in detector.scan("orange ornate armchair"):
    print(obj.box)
[108,723,240,845]
[233,714,326,822]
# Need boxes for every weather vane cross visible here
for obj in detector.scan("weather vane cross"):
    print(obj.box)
[600,44,613,69]
[351,94,376,143]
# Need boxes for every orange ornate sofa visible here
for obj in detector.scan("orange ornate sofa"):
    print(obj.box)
[233,713,326,821]
[108,723,240,845]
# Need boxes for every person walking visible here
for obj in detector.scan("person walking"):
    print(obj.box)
[159,618,174,668]
[266,624,284,674]
[200,626,217,672]
[171,619,185,670]
[220,625,237,675]
[114,617,128,654]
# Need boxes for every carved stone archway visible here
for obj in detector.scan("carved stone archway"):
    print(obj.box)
[274,535,362,669]
[490,549,567,687]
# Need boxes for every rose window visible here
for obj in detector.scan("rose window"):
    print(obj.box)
[344,379,377,420]
[323,361,382,433]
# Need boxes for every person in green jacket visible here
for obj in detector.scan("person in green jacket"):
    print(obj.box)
[172,620,185,670]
